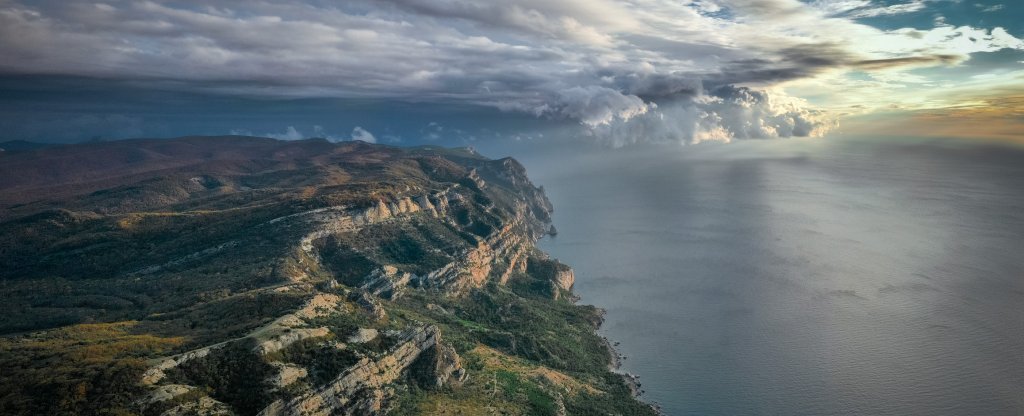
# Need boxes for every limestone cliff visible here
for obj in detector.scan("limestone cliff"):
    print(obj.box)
[0,138,654,416]
[258,326,464,416]
[132,143,589,415]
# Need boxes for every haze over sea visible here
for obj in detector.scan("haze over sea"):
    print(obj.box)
[531,137,1024,415]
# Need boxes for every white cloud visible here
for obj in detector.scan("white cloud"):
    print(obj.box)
[0,0,1019,144]
[545,86,654,127]
[579,87,836,147]
[845,1,928,18]
[233,125,376,143]
[265,126,304,141]
[349,126,377,143]
[977,4,1004,13]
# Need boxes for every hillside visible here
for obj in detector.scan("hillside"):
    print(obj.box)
[0,137,655,415]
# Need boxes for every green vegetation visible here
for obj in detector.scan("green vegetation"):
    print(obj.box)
[0,321,184,415]
[163,341,276,415]
[268,337,360,386]
[383,260,656,415]
[0,138,652,415]
[494,370,559,415]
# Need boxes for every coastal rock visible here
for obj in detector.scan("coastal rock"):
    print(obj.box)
[553,267,575,291]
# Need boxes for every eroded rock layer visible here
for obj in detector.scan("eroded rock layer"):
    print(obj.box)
[0,138,654,416]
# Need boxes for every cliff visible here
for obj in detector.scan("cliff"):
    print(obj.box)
[0,137,655,416]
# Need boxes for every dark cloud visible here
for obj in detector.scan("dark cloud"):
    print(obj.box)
[852,54,965,69]
[0,0,1020,145]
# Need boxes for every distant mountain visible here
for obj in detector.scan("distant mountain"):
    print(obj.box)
[0,136,654,416]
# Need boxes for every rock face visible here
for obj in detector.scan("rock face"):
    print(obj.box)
[142,346,218,386]
[411,340,468,389]
[161,396,233,416]
[1,138,657,416]
[138,154,555,414]
[259,325,463,416]
[362,266,415,299]
[346,328,378,344]
[251,293,343,355]
[553,267,575,292]
[270,363,309,388]
[549,266,576,300]
[146,384,196,404]
[350,291,388,320]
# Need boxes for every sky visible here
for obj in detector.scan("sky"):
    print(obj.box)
[0,0,1021,146]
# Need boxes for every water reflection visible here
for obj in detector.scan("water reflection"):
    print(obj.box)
[533,138,1024,415]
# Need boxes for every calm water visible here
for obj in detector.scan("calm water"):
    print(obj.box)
[531,137,1024,415]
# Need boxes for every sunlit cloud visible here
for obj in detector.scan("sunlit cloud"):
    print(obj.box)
[0,0,1020,143]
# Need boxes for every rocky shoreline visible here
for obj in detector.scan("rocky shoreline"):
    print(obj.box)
[600,318,663,414]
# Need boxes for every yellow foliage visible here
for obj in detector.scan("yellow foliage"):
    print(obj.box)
[8,321,186,362]
[0,321,187,414]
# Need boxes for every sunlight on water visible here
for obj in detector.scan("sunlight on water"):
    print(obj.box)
[534,137,1024,415]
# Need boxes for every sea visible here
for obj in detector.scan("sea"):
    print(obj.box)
[525,136,1024,415]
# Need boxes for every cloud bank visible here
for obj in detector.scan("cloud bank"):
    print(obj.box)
[571,86,837,147]
[232,126,376,143]
[0,0,1020,145]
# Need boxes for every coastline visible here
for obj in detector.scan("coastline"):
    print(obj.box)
[598,312,663,415]
[540,231,662,414]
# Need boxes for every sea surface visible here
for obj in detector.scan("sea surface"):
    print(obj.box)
[530,137,1024,415]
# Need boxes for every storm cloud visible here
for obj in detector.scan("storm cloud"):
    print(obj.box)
[0,0,1021,144]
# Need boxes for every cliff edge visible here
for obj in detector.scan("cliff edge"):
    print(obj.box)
[0,137,655,416]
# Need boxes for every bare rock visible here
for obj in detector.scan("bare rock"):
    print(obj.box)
[411,339,467,389]
[160,395,233,416]
[270,362,309,388]
[258,325,463,416]
[350,291,388,320]
[146,384,196,404]
[553,267,575,291]
[347,328,378,344]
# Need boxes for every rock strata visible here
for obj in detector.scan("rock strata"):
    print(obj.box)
[259,325,463,416]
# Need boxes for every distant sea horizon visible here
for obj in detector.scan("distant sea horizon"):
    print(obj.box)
[531,136,1024,415]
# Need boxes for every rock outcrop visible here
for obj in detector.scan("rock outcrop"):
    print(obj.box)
[161,396,233,416]
[362,266,415,299]
[350,291,388,321]
[346,328,378,344]
[135,145,572,415]
[142,345,219,386]
[0,138,657,416]
[410,340,467,389]
[554,267,575,292]
[259,325,464,416]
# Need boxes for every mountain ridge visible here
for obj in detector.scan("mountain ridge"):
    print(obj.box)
[0,136,655,416]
